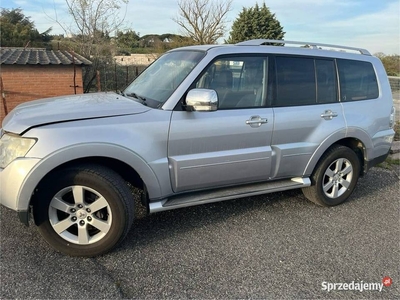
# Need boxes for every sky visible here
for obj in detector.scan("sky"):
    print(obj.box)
[1,0,400,54]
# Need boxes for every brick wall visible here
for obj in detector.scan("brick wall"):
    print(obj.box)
[0,65,84,122]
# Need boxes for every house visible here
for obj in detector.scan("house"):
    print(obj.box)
[0,48,92,122]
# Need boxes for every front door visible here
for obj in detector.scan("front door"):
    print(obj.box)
[168,56,273,193]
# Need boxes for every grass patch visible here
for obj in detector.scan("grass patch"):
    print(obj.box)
[377,162,392,170]
[394,121,400,141]
[377,122,400,170]
[378,155,400,170]
[385,157,400,165]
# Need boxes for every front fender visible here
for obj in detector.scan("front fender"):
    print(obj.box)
[17,143,162,211]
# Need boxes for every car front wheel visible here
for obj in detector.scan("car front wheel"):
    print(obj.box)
[34,164,134,257]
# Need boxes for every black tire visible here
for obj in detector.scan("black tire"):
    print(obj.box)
[302,145,360,206]
[33,164,134,257]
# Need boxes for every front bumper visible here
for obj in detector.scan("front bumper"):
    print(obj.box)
[0,158,41,214]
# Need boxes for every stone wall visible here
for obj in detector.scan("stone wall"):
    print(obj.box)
[388,76,400,91]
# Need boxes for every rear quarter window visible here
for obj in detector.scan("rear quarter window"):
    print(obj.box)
[337,59,379,101]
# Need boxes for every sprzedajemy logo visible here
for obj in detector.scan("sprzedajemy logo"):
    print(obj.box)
[322,277,393,292]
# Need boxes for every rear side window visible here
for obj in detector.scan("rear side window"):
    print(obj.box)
[275,57,316,106]
[337,59,379,101]
[316,60,338,104]
[274,56,337,106]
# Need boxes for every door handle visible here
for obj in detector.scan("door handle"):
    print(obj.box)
[246,116,268,128]
[321,110,338,120]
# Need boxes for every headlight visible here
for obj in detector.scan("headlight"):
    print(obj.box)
[0,133,36,168]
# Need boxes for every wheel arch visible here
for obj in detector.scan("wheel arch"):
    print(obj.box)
[18,143,162,214]
[34,156,144,192]
[304,137,368,178]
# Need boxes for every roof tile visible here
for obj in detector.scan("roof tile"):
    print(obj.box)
[0,48,92,65]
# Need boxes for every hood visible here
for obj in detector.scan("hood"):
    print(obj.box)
[2,92,150,134]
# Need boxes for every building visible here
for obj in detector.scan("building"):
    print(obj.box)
[114,53,159,66]
[0,48,92,122]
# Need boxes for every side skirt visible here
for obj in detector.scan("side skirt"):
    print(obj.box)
[149,177,311,213]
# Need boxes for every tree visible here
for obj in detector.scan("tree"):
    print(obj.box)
[174,0,233,45]
[226,3,285,44]
[59,0,129,92]
[375,53,400,76]
[0,8,51,47]
[116,30,140,53]
[64,0,128,57]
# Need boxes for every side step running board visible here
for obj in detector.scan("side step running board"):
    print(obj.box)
[149,177,311,213]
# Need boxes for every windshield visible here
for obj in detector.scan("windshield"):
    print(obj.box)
[123,50,205,108]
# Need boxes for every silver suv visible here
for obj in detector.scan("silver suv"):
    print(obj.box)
[0,40,396,256]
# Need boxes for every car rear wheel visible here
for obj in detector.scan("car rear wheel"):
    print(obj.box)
[302,145,360,206]
[34,164,134,257]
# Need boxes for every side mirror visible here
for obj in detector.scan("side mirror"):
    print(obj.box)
[186,89,218,112]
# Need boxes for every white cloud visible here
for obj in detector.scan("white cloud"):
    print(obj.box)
[13,0,29,6]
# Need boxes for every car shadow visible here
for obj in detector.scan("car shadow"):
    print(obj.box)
[115,168,398,253]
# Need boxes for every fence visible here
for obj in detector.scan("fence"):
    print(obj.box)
[84,64,147,93]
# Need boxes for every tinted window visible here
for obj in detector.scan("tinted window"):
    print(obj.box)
[194,56,268,109]
[275,57,316,106]
[337,59,378,101]
[316,59,337,103]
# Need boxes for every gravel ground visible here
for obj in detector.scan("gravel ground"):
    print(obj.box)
[1,167,399,299]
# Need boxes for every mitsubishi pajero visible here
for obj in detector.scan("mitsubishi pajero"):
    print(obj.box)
[0,40,395,256]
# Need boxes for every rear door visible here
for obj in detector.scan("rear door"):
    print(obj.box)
[270,56,346,178]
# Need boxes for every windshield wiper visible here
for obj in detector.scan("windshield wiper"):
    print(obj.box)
[123,92,147,105]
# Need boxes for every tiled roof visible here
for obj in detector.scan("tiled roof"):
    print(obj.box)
[0,48,92,66]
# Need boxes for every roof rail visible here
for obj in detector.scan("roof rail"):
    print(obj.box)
[235,39,371,55]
